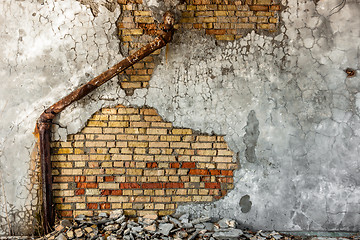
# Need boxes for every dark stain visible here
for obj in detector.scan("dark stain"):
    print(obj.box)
[239,194,252,213]
[243,110,259,163]
[345,68,356,78]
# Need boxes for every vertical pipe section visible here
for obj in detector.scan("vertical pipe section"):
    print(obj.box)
[36,12,175,234]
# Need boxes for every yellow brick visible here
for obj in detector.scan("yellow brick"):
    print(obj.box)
[134,10,151,16]
[134,148,146,154]
[170,142,190,149]
[193,196,213,202]
[61,169,82,175]
[158,162,169,168]
[235,11,253,17]
[55,148,73,154]
[52,162,73,168]
[190,156,211,162]
[197,150,217,155]
[172,129,192,135]
[217,149,233,156]
[54,190,74,197]
[257,23,276,29]
[213,156,233,162]
[82,127,102,134]
[269,17,278,23]
[99,183,120,189]
[133,155,153,161]
[74,148,84,154]
[85,189,100,195]
[182,11,194,17]
[76,203,86,209]
[108,121,129,127]
[87,196,106,202]
[199,17,216,23]
[74,134,85,140]
[197,163,216,169]
[128,141,148,148]
[102,108,117,114]
[195,11,213,16]
[83,169,104,175]
[155,155,176,162]
[115,176,126,182]
[85,141,106,147]
[144,169,164,176]
[108,196,129,202]
[151,122,172,128]
[159,210,175,216]
[121,36,132,42]
[172,196,192,202]
[130,122,150,128]
[180,18,196,23]
[135,17,154,23]
[130,75,151,81]
[149,141,169,148]
[56,204,72,210]
[147,128,167,135]
[52,155,67,161]
[123,190,133,195]
[87,121,107,127]
[187,5,196,10]
[214,11,234,16]
[65,196,85,203]
[160,135,181,141]
[105,168,125,175]
[145,203,154,209]
[91,114,108,121]
[126,169,143,175]
[89,155,110,161]
[215,35,235,41]
[73,142,84,148]
[103,128,124,134]
[191,142,212,149]
[68,155,88,161]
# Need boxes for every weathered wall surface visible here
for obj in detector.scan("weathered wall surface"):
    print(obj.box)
[0,0,359,236]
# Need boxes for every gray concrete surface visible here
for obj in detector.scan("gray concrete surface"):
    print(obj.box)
[0,0,359,236]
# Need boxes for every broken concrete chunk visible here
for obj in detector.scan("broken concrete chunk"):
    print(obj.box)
[191,216,211,225]
[55,233,67,240]
[144,223,157,232]
[217,218,236,228]
[204,222,214,231]
[179,213,190,223]
[143,214,158,220]
[213,228,243,239]
[60,219,72,228]
[110,209,124,219]
[74,228,84,238]
[99,212,109,218]
[158,223,174,236]
[104,223,120,231]
[66,230,74,239]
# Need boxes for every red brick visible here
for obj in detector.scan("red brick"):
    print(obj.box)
[210,170,221,175]
[77,183,98,188]
[170,162,180,168]
[221,170,233,176]
[146,162,158,168]
[120,183,141,189]
[100,203,111,209]
[59,211,73,217]
[104,176,115,182]
[75,176,86,182]
[101,190,111,195]
[189,169,209,175]
[182,162,196,168]
[87,203,98,209]
[142,183,163,189]
[205,182,221,189]
[111,190,123,195]
[75,189,85,195]
[164,183,184,188]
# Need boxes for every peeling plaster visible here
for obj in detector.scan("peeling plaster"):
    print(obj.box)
[1,0,360,235]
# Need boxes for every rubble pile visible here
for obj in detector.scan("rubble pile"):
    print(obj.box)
[37,210,356,240]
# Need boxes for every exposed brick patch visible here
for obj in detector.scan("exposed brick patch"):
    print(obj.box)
[51,105,237,217]
[116,0,282,92]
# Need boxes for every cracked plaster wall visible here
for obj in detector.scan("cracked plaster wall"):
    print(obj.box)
[0,0,359,235]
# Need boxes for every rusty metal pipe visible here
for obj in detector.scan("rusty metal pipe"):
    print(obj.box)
[36,12,175,234]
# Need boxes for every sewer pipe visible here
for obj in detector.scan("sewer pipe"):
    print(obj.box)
[36,12,175,234]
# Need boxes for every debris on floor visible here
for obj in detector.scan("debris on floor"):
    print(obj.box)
[36,210,360,240]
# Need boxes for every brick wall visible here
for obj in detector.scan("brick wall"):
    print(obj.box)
[117,0,282,92]
[51,105,237,218]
